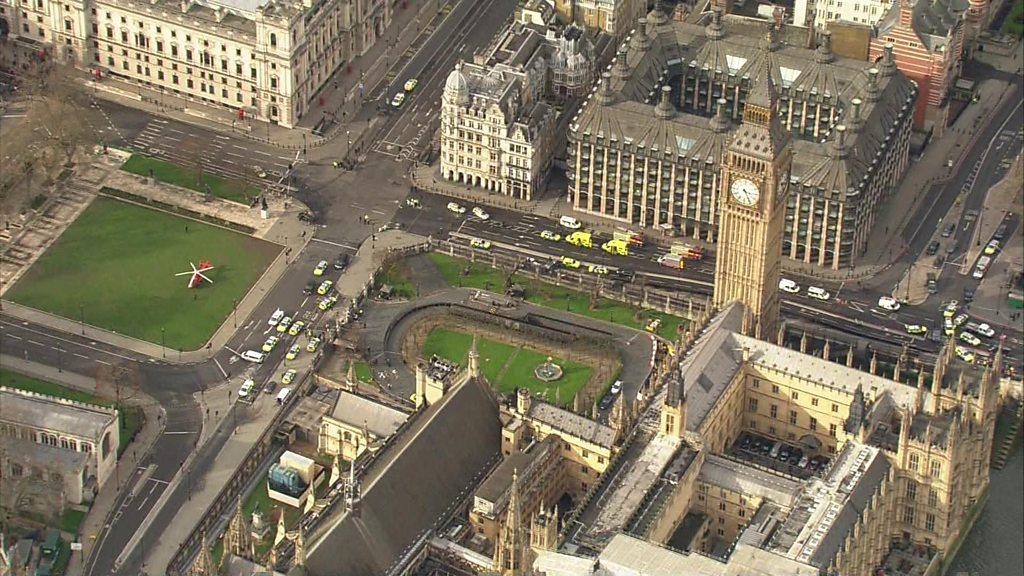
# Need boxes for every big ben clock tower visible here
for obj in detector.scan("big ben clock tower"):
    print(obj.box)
[713,54,792,339]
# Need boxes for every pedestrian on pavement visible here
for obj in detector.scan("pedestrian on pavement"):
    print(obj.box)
[185,224,189,233]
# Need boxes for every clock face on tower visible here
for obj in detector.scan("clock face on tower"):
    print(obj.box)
[730,178,760,206]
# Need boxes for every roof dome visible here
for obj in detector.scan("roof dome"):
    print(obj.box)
[443,61,470,105]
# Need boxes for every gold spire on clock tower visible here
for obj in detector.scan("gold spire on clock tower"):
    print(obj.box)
[713,32,793,340]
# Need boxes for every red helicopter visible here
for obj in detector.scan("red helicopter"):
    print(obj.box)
[175,260,215,288]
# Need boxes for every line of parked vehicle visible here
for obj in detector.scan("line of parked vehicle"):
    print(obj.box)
[733,432,832,479]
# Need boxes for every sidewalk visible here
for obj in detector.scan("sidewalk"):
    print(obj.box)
[84,0,449,151]
[0,356,165,576]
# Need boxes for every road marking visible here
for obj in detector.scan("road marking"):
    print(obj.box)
[213,357,229,379]
[95,359,111,365]
[254,150,272,157]
[163,431,196,435]
[5,334,21,340]
[74,352,89,359]
[27,339,45,346]
[310,238,359,250]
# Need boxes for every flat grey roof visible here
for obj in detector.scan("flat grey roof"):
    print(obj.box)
[527,401,616,448]
[599,534,818,576]
[698,454,803,507]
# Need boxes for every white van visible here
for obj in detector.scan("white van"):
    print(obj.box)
[807,286,831,301]
[559,215,582,230]
[972,256,991,279]
[240,350,266,363]
[276,387,292,405]
[778,278,800,293]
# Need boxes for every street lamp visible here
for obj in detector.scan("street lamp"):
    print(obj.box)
[161,327,166,358]
[233,299,238,328]
[79,304,85,335]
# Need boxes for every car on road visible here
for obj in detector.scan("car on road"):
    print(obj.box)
[405,197,421,208]
[263,380,277,394]
[404,78,419,92]
[973,323,996,338]
[807,286,831,301]
[313,260,329,276]
[276,316,293,333]
[994,224,1008,241]
[955,346,975,363]
[289,320,306,336]
[447,202,466,214]
[779,278,800,294]
[333,253,350,270]
[599,393,615,411]
[959,331,982,346]
[645,318,662,333]
[943,318,955,336]
[560,257,581,269]
[286,343,301,361]
[559,215,582,229]
[470,238,491,250]
[391,92,406,107]
[472,206,490,220]
[317,280,334,295]
[953,313,968,327]
[238,379,256,398]
[587,264,609,275]
[963,286,975,302]
[942,301,959,318]
[282,368,298,385]
[984,240,1000,255]
[926,240,940,255]
[319,295,339,311]
[306,337,322,353]
[610,380,623,395]
[303,281,317,295]
[905,324,928,335]
[941,223,955,238]
[539,230,561,242]
[268,308,285,326]
[240,350,266,363]
[262,336,280,352]
[877,296,901,311]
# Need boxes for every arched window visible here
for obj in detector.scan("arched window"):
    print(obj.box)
[269,32,277,48]
[101,431,111,458]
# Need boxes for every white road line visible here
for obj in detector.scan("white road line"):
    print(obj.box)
[163,431,196,435]
[74,352,89,359]
[213,357,229,379]
[254,150,272,157]
[27,339,46,346]
[95,359,112,365]
[5,334,21,340]
[310,238,359,250]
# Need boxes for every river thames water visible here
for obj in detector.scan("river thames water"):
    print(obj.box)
[948,444,1024,576]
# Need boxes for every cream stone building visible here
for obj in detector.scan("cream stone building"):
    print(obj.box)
[439,20,595,200]
[552,0,646,36]
[0,387,120,505]
[567,7,917,270]
[317,389,408,461]
[0,0,391,126]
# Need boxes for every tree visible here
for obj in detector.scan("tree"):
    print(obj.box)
[0,62,98,218]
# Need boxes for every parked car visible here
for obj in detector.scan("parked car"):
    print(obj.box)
[240,350,266,363]
[472,206,490,220]
[959,331,982,346]
[994,224,1008,241]
[807,286,831,301]
[333,253,350,270]
[539,230,562,242]
[941,223,955,238]
[268,308,285,326]
[877,296,901,311]
[313,260,329,276]
[559,215,582,229]
[238,379,256,398]
[447,202,466,214]
[926,240,940,255]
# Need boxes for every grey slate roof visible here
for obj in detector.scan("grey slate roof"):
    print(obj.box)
[571,12,916,203]
[301,377,501,576]
[327,391,409,438]
[0,387,116,441]
[527,401,617,448]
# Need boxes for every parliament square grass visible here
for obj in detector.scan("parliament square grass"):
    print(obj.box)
[422,328,591,407]
[7,197,280,351]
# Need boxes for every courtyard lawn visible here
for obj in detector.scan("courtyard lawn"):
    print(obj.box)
[1004,0,1024,36]
[121,154,259,204]
[353,361,376,384]
[377,260,417,299]
[0,369,143,455]
[58,508,86,535]
[7,197,280,351]
[421,328,591,406]
[427,253,686,340]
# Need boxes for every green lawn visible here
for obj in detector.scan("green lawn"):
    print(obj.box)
[7,197,280,350]
[421,328,591,406]
[0,370,144,456]
[377,260,417,298]
[1003,0,1024,36]
[353,361,375,384]
[58,509,86,535]
[121,154,259,204]
[427,253,686,340]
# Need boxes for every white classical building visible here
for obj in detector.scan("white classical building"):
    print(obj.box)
[0,387,120,505]
[793,0,893,29]
[439,22,595,200]
[0,0,391,126]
